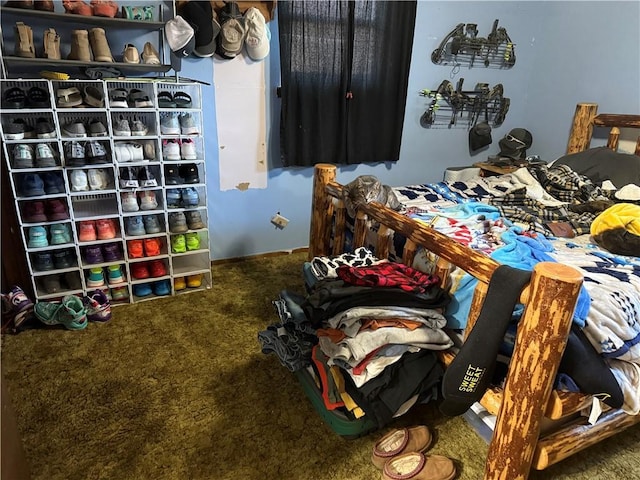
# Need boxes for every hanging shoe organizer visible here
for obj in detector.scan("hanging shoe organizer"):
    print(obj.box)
[431,19,516,69]
[418,79,510,129]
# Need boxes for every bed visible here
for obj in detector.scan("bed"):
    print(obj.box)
[307,103,640,479]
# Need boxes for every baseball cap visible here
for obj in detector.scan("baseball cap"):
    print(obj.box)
[469,122,492,152]
[498,128,532,159]
[181,1,220,58]
[244,6,270,61]
[165,15,196,58]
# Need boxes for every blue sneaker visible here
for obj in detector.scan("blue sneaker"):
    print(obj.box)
[32,252,54,271]
[133,282,152,297]
[166,188,181,208]
[50,223,72,245]
[126,215,145,236]
[153,279,171,296]
[181,187,199,207]
[160,112,180,135]
[42,172,65,194]
[28,226,49,248]
[21,173,45,197]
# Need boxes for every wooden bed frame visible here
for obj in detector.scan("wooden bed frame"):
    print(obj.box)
[307,103,640,480]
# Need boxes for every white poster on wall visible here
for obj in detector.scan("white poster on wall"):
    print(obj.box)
[213,57,268,191]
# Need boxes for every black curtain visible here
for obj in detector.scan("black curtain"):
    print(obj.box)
[278,1,417,167]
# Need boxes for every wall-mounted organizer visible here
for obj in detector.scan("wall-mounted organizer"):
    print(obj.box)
[418,79,510,129]
[0,78,211,305]
[431,19,516,69]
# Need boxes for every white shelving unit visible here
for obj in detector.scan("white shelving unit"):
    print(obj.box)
[0,78,212,304]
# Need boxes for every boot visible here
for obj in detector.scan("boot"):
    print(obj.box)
[89,28,113,62]
[14,22,35,58]
[68,29,92,62]
[43,28,61,60]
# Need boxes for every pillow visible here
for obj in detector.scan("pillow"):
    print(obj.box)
[553,146,640,189]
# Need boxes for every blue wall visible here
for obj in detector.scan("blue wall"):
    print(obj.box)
[176,1,640,260]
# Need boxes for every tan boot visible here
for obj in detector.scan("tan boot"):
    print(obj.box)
[14,22,35,58]
[43,28,61,60]
[89,28,114,62]
[68,29,91,62]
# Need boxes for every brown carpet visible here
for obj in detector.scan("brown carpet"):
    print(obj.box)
[2,251,640,480]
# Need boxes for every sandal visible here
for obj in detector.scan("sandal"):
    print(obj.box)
[83,85,104,107]
[157,91,176,108]
[3,87,26,109]
[56,87,83,107]
[109,88,128,108]
[173,91,192,108]
[128,88,153,108]
[27,86,51,108]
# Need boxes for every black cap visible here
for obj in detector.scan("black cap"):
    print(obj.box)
[469,122,492,152]
[498,128,532,159]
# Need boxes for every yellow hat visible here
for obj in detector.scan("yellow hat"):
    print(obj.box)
[590,203,640,237]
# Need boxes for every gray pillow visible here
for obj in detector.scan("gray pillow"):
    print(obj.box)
[553,146,640,188]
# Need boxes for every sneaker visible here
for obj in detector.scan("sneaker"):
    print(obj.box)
[45,199,70,221]
[64,141,86,167]
[70,169,89,192]
[42,172,65,194]
[179,113,199,135]
[4,119,28,140]
[113,115,131,136]
[84,290,112,322]
[122,43,140,63]
[35,143,57,167]
[166,188,181,208]
[87,267,105,287]
[127,239,144,258]
[52,249,75,269]
[119,167,139,189]
[131,262,150,279]
[164,165,183,185]
[62,120,87,138]
[138,166,157,187]
[96,218,117,240]
[187,273,203,288]
[107,264,124,284]
[64,272,83,290]
[143,215,162,234]
[88,119,108,137]
[185,210,206,229]
[50,223,72,244]
[12,144,34,168]
[21,173,45,196]
[171,234,186,253]
[88,168,108,190]
[33,252,54,271]
[23,200,48,222]
[34,294,88,330]
[126,215,145,236]
[181,187,199,207]
[141,41,161,65]
[111,286,129,301]
[102,242,123,261]
[1,285,35,332]
[180,163,200,183]
[28,226,48,247]
[143,238,161,256]
[121,191,139,212]
[78,220,97,242]
[174,276,186,291]
[114,142,144,162]
[84,245,104,264]
[169,212,188,233]
[153,279,171,296]
[133,282,152,297]
[35,117,56,138]
[162,139,181,160]
[41,274,62,294]
[185,232,201,250]
[160,112,180,135]
[148,259,167,277]
[138,190,158,210]
[143,141,156,160]
[180,138,197,160]
[130,116,149,136]
[85,141,108,163]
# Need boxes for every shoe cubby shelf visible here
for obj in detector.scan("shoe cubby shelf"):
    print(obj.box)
[1,78,211,304]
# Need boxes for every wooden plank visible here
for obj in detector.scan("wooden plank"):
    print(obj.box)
[593,113,640,128]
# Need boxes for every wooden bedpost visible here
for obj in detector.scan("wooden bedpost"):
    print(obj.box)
[309,164,337,260]
[484,262,583,480]
[566,103,598,154]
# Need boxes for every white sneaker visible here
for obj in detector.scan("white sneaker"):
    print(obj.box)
[88,168,108,190]
[35,143,57,167]
[180,138,197,160]
[121,191,139,212]
[138,190,158,210]
[13,144,34,168]
[130,117,149,136]
[70,169,89,192]
[114,142,144,163]
[162,139,180,160]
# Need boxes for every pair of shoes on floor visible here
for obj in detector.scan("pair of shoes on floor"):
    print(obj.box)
[34,295,88,330]
[372,426,456,480]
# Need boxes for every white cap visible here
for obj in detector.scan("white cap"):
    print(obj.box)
[244,7,270,61]
[165,15,195,57]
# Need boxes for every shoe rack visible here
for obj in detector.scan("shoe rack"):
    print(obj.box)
[0,78,212,304]
[0,4,172,78]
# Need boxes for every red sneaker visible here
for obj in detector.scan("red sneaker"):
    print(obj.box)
[131,262,149,279]
[127,239,144,259]
[78,220,97,242]
[148,259,167,277]
[143,238,161,257]
[90,0,118,17]
[96,218,117,240]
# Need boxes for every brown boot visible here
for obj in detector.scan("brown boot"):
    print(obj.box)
[88,28,113,62]
[14,22,35,58]
[43,28,61,60]
[68,30,92,62]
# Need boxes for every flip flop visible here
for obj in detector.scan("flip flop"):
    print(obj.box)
[56,87,83,107]
[27,87,51,108]
[173,91,192,108]
[157,91,176,108]
[2,87,26,109]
